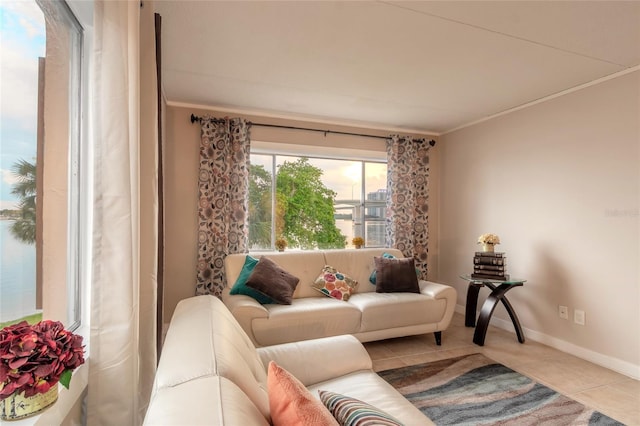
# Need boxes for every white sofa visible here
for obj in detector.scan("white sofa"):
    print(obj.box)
[222,248,457,347]
[144,295,433,425]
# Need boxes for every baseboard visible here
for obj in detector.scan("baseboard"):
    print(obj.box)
[455,304,640,380]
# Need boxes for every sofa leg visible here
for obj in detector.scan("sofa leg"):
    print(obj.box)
[434,331,442,346]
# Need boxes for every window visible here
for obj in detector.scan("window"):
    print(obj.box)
[0,0,84,330]
[249,152,387,250]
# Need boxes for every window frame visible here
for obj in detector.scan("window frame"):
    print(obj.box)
[0,0,92,423]
[65,0,92,341]
[249,146,387,251]
[39,0,85,332]
[60,0,85,332]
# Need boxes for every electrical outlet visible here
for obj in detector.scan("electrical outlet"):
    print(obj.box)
[559,305,568,320]
[574,309,585,325]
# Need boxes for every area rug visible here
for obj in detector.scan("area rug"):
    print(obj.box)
[377,353,623,426]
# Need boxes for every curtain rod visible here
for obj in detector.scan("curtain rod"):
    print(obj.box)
[190,114,435,146]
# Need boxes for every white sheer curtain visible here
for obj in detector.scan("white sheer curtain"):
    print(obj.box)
[88,1,158,424]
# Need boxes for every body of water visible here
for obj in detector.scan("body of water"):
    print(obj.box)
[0,220,38,323]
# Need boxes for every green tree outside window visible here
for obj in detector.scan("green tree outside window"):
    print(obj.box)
[249,157,346,250]
[10,159,36,245]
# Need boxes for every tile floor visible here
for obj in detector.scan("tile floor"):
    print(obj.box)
[363,313,640,425]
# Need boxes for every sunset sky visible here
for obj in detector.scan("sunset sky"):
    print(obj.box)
[0,0,44,209]
[251,154,387,201]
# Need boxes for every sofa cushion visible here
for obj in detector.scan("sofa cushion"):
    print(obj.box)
[252,298,361,346]
[268,361,338,426]
[306,371,433,425]
[312,266,358,301]
[374,256,420,294]
[246,257,300,304]
[257,335,372,387]
[144,376,270,426]
[319,390,402,426]
[230,255,275,304]
[349,291,446,333]
[226,252,328,299]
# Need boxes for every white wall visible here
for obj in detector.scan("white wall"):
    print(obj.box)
[439,71,640,377]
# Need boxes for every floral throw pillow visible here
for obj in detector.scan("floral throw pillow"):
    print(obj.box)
[311,266,358,301]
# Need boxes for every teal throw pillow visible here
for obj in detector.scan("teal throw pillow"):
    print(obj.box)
[229,255,274,304]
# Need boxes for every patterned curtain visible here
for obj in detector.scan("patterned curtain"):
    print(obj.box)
[385,135,431,278]
[195,117,251,296]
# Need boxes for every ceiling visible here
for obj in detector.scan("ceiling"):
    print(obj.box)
[155,1,640,135]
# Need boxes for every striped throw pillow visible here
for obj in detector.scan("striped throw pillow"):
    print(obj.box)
[318,390,403,426]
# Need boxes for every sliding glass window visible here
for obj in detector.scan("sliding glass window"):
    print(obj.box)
[249,153,387,251]
[0,0,84,330]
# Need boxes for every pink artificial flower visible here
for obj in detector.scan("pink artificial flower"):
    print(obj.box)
[0,320,85,400]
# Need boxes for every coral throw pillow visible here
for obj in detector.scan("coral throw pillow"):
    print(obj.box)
[267,361,338,426]
[312,265,358,301]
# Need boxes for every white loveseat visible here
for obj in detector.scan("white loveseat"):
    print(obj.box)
[144,295,433,425]
[222,248,457,347]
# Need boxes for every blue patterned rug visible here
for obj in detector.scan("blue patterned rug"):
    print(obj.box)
[378,353,624,426]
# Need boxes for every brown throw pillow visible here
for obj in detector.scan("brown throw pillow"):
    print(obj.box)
[245,257,300,304]
[374,256,420,294]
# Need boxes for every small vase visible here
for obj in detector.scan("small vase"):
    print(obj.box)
[0,385,58,421]
[482,243,494,253]
[355,245,362,249]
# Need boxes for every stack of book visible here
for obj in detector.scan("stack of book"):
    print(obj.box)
[472,252,509,281]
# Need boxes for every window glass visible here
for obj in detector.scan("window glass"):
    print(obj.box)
[364,162,387,247]
[0,0,83,329]
[249,153,386,250]
[249,154,274,249]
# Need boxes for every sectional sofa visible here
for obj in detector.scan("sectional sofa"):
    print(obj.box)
[144,295,434,425]
[222,248,457,347]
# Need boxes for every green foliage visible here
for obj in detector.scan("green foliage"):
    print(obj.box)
[248,164,273,247]
[9,159,36,245]
[59,369,73,389]
[0,312,42,329]
[276,158,346,249]
[248,158,346,250]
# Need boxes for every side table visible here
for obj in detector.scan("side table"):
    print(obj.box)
[460,274,526,346]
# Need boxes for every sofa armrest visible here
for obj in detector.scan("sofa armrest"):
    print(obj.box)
[257,335,372,386]
[420,280,457,329]
[221,290,269,344]
[222,290,269,315]
[419,280,456,299]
